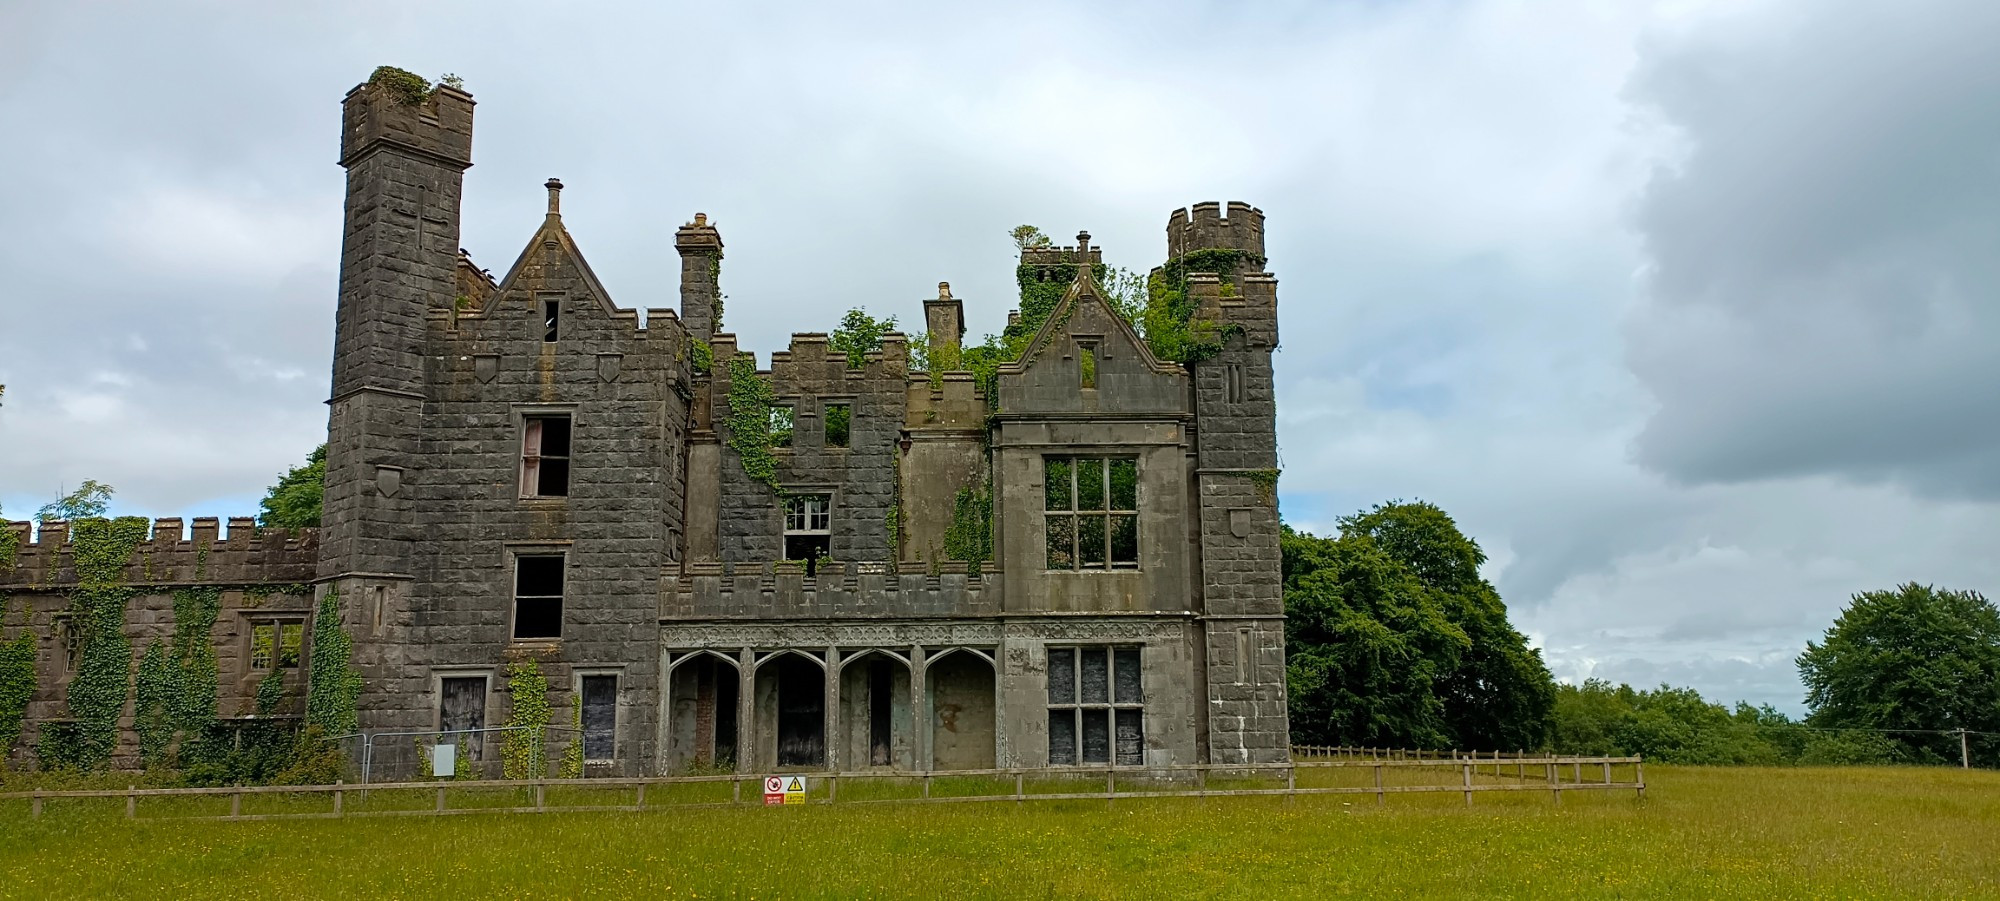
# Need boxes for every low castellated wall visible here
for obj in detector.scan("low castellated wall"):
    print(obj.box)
[0,518,319,769]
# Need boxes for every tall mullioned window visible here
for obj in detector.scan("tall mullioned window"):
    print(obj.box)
[1047,646,1144,766]
[1044,457,1138,570]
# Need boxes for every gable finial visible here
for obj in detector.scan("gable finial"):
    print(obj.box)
[545,178,563,217]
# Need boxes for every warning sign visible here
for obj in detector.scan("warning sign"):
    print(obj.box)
[784,775,807,805]
[763,776,785,806]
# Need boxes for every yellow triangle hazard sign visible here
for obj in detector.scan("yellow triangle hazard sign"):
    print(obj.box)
[785,776,805,792]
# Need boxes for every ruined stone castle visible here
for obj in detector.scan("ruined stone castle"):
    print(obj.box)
[0,71,1289,775]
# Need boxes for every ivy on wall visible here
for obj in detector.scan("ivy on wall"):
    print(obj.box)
[132,585,223,769]
[560,702,584,780]
[255,669,287,716]
[501,659,551,780]
[305,587,361,737]
[133,641,174,766]
[0,598,34,762]
[1143,248,1259,365]
[943,483,993,570]
[726,354,784,493]
[45,517,150,769]
[689,340,714,376]
[0,528,18,572]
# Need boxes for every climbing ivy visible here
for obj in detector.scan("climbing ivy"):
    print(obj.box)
[0,598,35,763]
[943,483,993,569]
[305,588,361,737]
[1247,468,1281,507]
[689,340,714,376]
[132,585,223,770]
[1142,248,1260,365]
[726,354,783,493]
[886,452,902,557]
[134,641,173,766]
[369,66,440,106]
[46,517,149,769]
[0,528,18,573]
[560,702,585,779]
[501,659,551,780]
[255,668,286,716]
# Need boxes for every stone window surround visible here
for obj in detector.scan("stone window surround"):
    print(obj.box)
[570,665,627,763]
[1045,644,1145,766]
[1042,455,1140,572]
[780,485,839,564]
[430,666,496,753]
[818,395,855,450]
[245,615,307,673]
[511,402,579,503]
[502,541,573,643]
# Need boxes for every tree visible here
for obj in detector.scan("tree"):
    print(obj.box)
[1337,502,1557,751]
[828,308,897,369]
[258,444,326,528]
[1799,583,2000,765]
[1009,225,1052,252]
[38,480,113,521]
[1283,524,1467,748]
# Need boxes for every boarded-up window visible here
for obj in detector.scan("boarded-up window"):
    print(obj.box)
[581,675,617,761]
[521,415,572,498]
[1047,645,1144,766]
[441,676,487,759]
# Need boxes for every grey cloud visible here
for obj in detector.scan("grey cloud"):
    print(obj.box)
[1626,0,2000,497]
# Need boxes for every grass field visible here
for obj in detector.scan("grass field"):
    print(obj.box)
[1,765,1996,898]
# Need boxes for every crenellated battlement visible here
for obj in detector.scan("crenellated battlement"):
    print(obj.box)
[664,560,1002,619]
[1018,244,1104,268]
[340,72,474,170]
[0,518,318,589]
[905,372,988,430]
[1166,201,1266,261]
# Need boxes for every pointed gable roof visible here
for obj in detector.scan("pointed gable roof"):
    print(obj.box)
[1001,230,1182,378]
[479,178,625,317]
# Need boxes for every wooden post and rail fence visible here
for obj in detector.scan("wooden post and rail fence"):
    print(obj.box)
[0,751,1644,822]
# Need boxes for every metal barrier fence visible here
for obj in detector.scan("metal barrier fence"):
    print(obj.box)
[0,754,1644,821]
[330,726,587,785]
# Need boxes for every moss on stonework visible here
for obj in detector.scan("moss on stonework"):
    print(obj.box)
[369,66,435,105]
[1144,248,1262,365]
[1248,468,1281,507]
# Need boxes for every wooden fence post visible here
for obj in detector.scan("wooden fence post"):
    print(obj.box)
[1602,762,1611,785]
[231,786,242,818]
[126,785,135,819]
[923,773,933,800]
[1636,761,1646,800]
[1105,768,1114,809]
[534,781,545,811]
[31,791,41,818]
[1374,763,1384,806]
[436,786,446,813]
[334,780,344,817]
[732,776,741,805]
[1547,762,1558,804]
[1286,764,1296,804]
[636,782,647,810]
[826,775,835,805]
[1462,762,1472,806]
[1015,770,1024,805]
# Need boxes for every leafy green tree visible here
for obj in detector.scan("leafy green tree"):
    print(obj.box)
[1337,502,1557,751]
[1551,680,1794,764]
[1799,583,2000,765]
[1283,524,1467,747]
[829,308,898,369]
[258,444,325,528]
[38,480,113,521]
[1009,225,1052,252]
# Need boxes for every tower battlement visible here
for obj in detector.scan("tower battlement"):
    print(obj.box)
[340,70,474,169]
[1018,244,1103,267]
[1166,201,1265,261]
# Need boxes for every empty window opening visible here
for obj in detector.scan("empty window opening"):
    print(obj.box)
[581,675,617,761]
[783,493,833,575]
[681,657,738,770]
[1047,646,1144,766]
[441,676,487,760]
[869,660,893,766]
[824,402,852,448]
[543,299,560,342]
[1079,343,1098,390]
[768,405,794,448]
[1044,457,1139,570]
[250,619,304,670]
[1225,364,1244,404]
[514,554,565,640]
[521,415,572,498]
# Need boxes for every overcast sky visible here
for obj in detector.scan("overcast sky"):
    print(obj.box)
[3,0,1995,714]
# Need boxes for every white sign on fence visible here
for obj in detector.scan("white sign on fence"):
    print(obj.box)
[432,744,456,778]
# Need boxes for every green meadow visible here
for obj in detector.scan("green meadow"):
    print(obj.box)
[1,765,1996,899]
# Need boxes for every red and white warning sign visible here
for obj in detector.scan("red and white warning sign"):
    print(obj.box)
[763,776,785,806]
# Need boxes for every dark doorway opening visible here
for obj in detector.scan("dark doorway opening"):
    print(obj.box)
[774,657,825,768]
[869,660,893,766]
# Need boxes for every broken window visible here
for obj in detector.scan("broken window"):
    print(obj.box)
[824,402,851,449]
[1043,457,1139,570]
[1046,646,1144,766]
[514,554,565,640]
[543,298,561,342]
[1079,342,1098,390]
[768,405,794,448]
[581,674,617,761]
[783,493,832,574]
[249,618,305,670]
[521,414,572,498]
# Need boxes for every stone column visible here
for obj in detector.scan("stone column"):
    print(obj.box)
[823,646,841,772]
[736,647,755,775]
[910,645,928,772]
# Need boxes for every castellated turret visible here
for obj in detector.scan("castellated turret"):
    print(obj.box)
[1165,200,1265,263]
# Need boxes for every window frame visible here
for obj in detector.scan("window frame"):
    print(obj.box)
[519,412,574,499]
[782,492,834,568]
[574,669,622,764]
[247,616,307,672]
[1045,645,1145,766]
[512,552,567,641]
[1042,456,1140,571]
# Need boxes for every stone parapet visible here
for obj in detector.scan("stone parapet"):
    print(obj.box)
[662,561,1002,619]
[0,519,318,588]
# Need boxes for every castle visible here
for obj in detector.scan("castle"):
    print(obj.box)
[0,70,1289,775]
